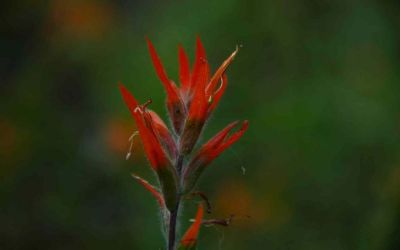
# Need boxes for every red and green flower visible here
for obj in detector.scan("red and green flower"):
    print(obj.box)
[119,37,248,250]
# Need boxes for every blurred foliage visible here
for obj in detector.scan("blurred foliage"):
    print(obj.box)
[1,0,400,249]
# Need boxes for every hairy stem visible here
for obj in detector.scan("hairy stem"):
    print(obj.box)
[168,200,180,250]
[168,154,184,250]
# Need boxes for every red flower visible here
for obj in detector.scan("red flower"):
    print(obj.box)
[119,37,248,249]
[146,37,238,155]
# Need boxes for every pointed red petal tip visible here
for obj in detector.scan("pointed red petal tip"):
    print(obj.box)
[207,74,228,113]
[178,44,191,91]
[186,37,209,122]
[205,46,238,114]
[132,174,165,208]
[146,37,181,103]
[207,45,239,95]
[146,37,170,85]
[189,36,208,95]
[180,204,204,247]
[119,82,139,112]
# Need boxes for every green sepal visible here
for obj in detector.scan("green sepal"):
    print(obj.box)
[157,166,179,211]
[179,119,205,155]
[182,159,206,194]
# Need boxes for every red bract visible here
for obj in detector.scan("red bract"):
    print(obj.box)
[119,84,178,211]
[147,38,187,134]
[119,84,170,169]
[132,174,165,208]
[145,110,177,162]
[184,120,249,193]
[146,37,239,155]
[119,37,247,250]
[178,45,191,94]
[179,204,204,249]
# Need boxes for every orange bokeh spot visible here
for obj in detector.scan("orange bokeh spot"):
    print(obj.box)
[104,118,140,157]
[50,0,114,38]
[214,178,291,229]
[0,119,17,159]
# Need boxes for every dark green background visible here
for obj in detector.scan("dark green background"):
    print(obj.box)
[2,0,400,249]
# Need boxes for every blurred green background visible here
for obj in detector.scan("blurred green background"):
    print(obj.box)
[1,0,400,249]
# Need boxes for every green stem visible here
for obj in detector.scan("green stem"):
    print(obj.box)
[168,200,180,250]
[168,154,184,250]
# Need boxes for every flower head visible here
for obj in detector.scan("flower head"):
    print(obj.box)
[118,37,248,249]
[146,37,239,155]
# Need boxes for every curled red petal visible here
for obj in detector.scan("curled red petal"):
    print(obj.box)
[206,46,238,96]
[180,204,204,248]
[207,74,228,113]
[179,44,191,92]
[132,174,165,208]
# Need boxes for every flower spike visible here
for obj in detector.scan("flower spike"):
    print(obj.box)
[118,37,247,250]
[178,204,204,250]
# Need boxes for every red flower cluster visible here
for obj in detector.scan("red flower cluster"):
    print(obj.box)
[119,37,248,249]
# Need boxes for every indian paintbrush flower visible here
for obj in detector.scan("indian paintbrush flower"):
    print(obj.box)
[119,36,248,250]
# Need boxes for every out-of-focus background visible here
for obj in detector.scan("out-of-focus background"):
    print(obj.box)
[1,0,400,249]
